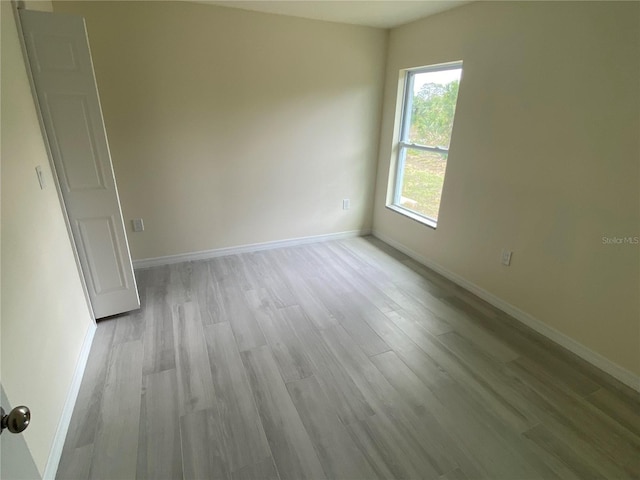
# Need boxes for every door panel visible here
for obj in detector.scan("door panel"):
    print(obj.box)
[20,9,139,318]
[30,33,80,73]
[77,216,129,294]
[47,93,107,191]
[0,386,40,480]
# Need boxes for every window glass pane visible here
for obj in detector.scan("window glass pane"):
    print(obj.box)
[407,68,461,148]
[398,149,447,221]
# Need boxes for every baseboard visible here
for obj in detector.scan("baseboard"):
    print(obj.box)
[372,230,640,393]
[43,322,97,480]
[133,229,371,269]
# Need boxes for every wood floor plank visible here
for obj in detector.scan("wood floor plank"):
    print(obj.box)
[522,424,607,480]
[439,467,469,480]
[192,260,218,325]
[378,345,561,480]
[246,289,315,383]
[241,345,327,480]
[388,304,535,433]
[263,249,338,330]
[369,348,502,480]
[436,331,541,432]
[321,325,461,477]
[375,277,456,335]
[142,285,176,375]
[339,237,411,275]
[112,310,145,345]
[400,281,520,363]
[448,287,503,319]
[204,321,272,473]
[308,248,351,285]
[585,387,640,438]
[222,255,253,291]
[324,240,379,274]
[266,247,316,280]
[55,443,93,480]
[209,255,232,283]
[172,302,216,415]
[251,253,298,308]
[89,340,143,480]
[63,318,116,450]
[168,261,194,304]
[112,272,150,345]
[304,275,390,356]
[286,375,378,479]
[502,325,602,396]
[342,237,451,300]
[300,268,355,319]
[370,350,436,418]
[329,242,456,337]
[136,369,183,479]
[242,252,273,285]
[340,240,511,361]
[143,264,170,287]
[281,305,375,424]
[324,242,403,314]
[344,412,440,479]
[398,257,457,298]
[180,408,229,480]
[350,297,417,353]
[507,356,640,477]
[488,359,635,479]
[231,457,280,480]
[454,304,606,397]
[218,278,267,352]
[207,277,231,325]
[385,305,452,339]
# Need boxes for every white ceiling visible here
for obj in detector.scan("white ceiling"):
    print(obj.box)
[199,1,471,29]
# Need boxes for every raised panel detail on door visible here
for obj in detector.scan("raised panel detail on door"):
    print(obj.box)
[31,34,80,73]
[20,9,139,318]
[77,216,128,295]
[45,93,106,192]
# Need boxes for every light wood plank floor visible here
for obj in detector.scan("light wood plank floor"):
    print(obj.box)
[57,236,640,479]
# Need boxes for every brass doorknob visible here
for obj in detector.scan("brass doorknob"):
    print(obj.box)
[0,406,31,434]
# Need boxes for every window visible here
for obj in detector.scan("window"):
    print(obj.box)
[390,62,462,228]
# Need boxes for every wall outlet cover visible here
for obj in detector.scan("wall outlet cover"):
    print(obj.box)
[501,249,512,266]
[35,165,46,189]
[132,218,145,232]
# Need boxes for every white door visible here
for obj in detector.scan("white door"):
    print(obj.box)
[19,10,139,318]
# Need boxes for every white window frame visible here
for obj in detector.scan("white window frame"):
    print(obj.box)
[389,61,463,229]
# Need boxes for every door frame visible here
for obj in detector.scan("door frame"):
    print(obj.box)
[12,0,96,322]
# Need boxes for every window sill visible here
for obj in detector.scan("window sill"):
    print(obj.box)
[386,204,437,230]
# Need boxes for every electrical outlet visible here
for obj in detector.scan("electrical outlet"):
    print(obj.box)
[343,198,350,210]
[501,249,512,266]
[132,218,145,232]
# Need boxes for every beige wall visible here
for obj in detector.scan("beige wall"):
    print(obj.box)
[1,0,94,474]
[53,1,388,261]
[374,1,640,376]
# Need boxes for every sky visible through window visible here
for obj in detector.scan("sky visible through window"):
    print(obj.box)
[412,68,461,95]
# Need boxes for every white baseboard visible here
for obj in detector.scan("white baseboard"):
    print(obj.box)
[372,230,640,393]
[43,322,97,480]
[133,229,371,269]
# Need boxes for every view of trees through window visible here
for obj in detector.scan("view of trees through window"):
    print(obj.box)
[396,66,461,223]
[409,79,460,147]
